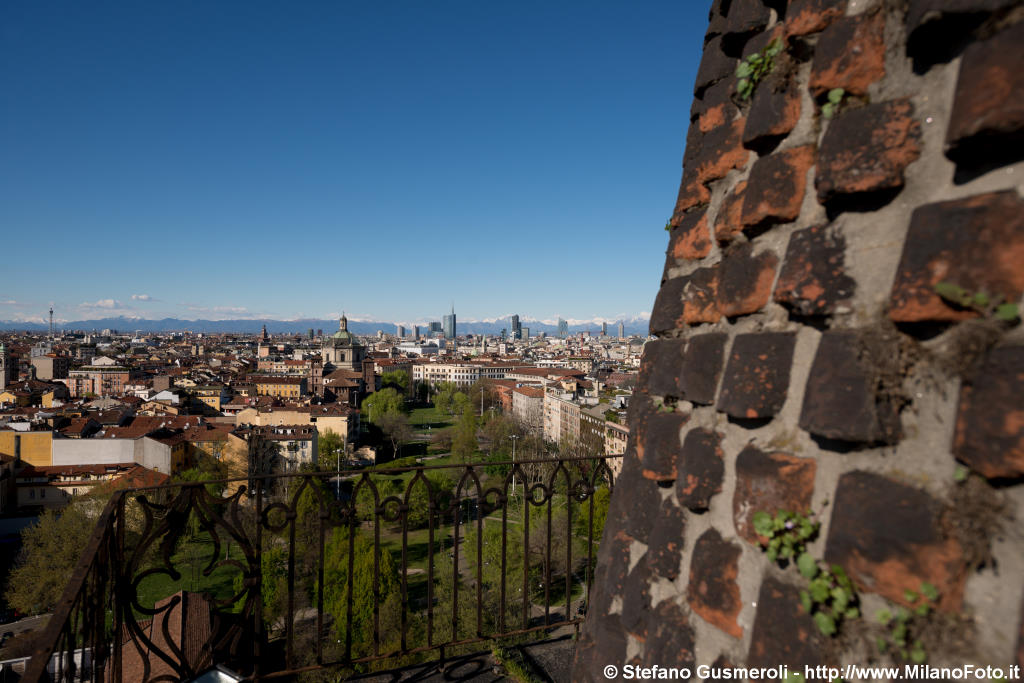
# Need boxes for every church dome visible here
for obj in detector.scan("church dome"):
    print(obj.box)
[329,314,359,346]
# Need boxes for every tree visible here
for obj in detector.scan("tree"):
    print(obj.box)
[362,387,406,424]
[318,429,346,464]
[381,370,410,394]
[467,379,498,415]
[322,531,401,657]
[376,411,413,458]
[5,504,97,615]
[451,408,479,462]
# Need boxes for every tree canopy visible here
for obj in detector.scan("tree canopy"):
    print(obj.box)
[362,387,406,424]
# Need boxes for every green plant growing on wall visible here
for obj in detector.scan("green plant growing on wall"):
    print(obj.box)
[934,282,1020,322]
[736,39,783,101]
[752,509,819,563]
[798,561,861,636]
[821,88,845,119]
[875,582,939,664]
[665,219,673,231]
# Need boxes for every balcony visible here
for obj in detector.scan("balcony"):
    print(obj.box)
[22,455,616,682]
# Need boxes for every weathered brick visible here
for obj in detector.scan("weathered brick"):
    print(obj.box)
[906,0,1021,67]
[673,169,712,214]
[680,332,728,405]
[741,145,815,228]
[785,0,847,38]
[638,339,687,398]
[717,332,796,419]
[953,346,1024,479]
[682,266,722,325]
[695,118,750,185]
[646,499,687,580]
[774,223,856,316]
[675,427,725,511]
[733,445,816,544]
[588,529,633,618]
[799,330,902,444]
[650,277,688,334]
[825,471,966,611]
[810,10,886,97]
[817,99,921,205]
[607,448,662,544]
[688,529,743,638]
[716,243,779,317]
[743,78,802,152]
[723,0,772,45]
[573,614,628,683]
[639,411,688,482]
[945,22,1024,167]
[889,191,1024,323]
[747,577,826,669]
[620,560,653,640]
[691,77,740,133]
[695,34,737,95]
[642,599,696,668]
[714,180,747,245]
[665,210,712,267]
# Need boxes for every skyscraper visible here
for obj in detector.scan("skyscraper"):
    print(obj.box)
[397,324,405,338]
[618,321,625,339]
[443,305,457,339]
[601,321,608,336]
[558,318,568,338]
[511,314,522,340]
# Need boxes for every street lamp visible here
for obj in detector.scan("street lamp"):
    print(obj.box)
[509,434,520,504]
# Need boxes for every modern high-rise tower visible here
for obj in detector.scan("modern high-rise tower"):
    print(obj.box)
[601,321,608,336]
[511,314,522,340]
[618,321,625,339]
[443,305,456,339]
[558,318,568,338]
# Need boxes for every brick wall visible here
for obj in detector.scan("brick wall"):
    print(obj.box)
[575,0,1024,678]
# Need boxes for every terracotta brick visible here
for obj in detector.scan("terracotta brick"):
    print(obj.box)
[695,118,750,185]
[733,445,817,544]
[675,427,725,511]
[680,332,728,405]
[642,599,696,669]
[717,332,796,419]
[688,529,744,638]
[774,223,856,316]
[747,577,826,669]
[785,0,847,38]
[817,99,921,205]
[741,145,815,229]
[799,330,902,444]
[953,346,1024,479]
[692,78,739,133]
[650,276,688,334]
[945,22,1024,167]
[639,411,688,482]
[906,0,1021,68]
[825,471,967,611]
[743,78,802,152]
[638,339,686,398]
[682,266,722,325]
[716,243,779,317]
[666,210,712,264]
[810,10,886,97]
[889,191,1024,323]
[714,180,747,245]
[646,499,687,580]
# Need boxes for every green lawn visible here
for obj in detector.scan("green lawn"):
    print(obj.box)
[408,405,453,429]
[133,531,243,612]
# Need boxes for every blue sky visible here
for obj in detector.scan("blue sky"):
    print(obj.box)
[1,1,708,325]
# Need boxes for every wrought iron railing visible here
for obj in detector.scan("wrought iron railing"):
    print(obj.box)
[23,455,616,682]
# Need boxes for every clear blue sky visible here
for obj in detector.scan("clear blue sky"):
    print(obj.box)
[1,1,709,325]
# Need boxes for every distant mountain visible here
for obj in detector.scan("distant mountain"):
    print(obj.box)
[0,314,652,337]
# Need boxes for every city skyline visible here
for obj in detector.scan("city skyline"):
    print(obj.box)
[0,1,707,322]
